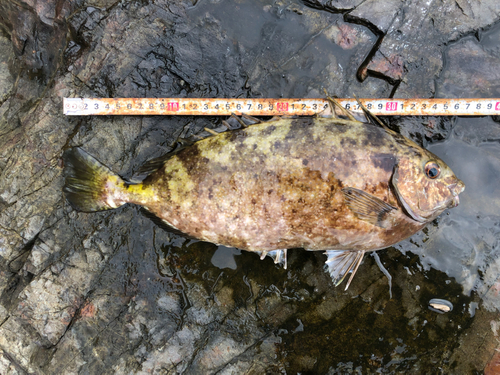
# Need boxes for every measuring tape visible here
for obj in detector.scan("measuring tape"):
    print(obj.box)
[63,98,500,116]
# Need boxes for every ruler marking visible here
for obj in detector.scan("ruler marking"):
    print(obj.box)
[63,98,500,116]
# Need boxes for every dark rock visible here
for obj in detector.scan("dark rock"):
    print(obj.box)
[244,0,391,99]
[386,115,455,148]
[437,37,500,98]
[351,0,500,97]
[346,0,401,34]
[304,0,365,11]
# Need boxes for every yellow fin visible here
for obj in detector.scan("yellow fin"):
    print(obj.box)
[63,148,126,212]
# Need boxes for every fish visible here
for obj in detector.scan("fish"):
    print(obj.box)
[63,97,465,289]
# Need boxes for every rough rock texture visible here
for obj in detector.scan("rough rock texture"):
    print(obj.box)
[309,0,500,97]
[436,37,500,98]
[0,0,500,373]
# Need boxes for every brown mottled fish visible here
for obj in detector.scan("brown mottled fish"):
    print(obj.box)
[63,97,464,289]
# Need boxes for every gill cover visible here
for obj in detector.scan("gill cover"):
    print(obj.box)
[392,156,463,223]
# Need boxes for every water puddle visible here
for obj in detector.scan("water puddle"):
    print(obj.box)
[398,116,500,311]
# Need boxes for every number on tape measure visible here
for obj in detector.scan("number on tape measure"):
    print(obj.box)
[64,98,500,116]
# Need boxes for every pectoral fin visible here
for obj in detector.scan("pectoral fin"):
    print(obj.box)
[342,187,397,228]
[324,250,365,290]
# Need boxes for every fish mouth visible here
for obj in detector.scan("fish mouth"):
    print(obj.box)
[448,179,465,208]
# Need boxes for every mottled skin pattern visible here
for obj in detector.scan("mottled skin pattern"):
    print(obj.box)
[112,117,464,253]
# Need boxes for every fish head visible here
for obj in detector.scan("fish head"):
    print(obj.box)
[392,148,465,223]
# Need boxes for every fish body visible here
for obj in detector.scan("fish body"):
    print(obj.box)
[63,100,464,288]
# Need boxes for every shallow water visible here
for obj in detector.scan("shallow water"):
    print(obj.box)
[399,117,500,311]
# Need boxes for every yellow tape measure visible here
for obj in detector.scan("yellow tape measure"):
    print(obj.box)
[63,98,500,116]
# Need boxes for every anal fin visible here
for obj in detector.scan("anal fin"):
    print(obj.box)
[258,249,288,269]
[324,250,365,290]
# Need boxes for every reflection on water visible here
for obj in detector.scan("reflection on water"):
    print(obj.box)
[397,116,500,311]
[211,246,241,270]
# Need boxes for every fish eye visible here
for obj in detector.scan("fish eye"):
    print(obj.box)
[425,161,440,179]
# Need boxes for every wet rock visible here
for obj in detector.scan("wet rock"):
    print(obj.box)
[0,348,24,375]
[0,0,73,82]
[386,115,455,148]
[437,37,500,98]
[303,0,500,97]
[304,0,365,11]
[446,307,500,373]
[0,315,52,373]
[366,51,404,84]
[354,0,500,97]
[346,0,400,34]
[0,34,15,102]
[244,0,391,99]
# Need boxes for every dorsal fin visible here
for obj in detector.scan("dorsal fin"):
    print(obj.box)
[128,139,195,183]
[223,113,262,129]
[352,94,396,134]
[320,89,366,122]
[323,90,357,121]
[321,90,399,132]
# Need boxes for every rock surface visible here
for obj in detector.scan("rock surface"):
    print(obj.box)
[0,0,500,373]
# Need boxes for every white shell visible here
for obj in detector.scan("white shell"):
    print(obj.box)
[429,298,453,313]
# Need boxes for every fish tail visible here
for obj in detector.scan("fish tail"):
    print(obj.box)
[63,147,127,212]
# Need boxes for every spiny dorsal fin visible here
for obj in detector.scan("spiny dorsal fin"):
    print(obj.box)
[128,139,195,183]
[241,113,262,125]
[223,113,262,129]
[342,187,397,228]
[324,250,365,290]
[320,89,366,122]
[324,90,357,121]
[352,94,395,133]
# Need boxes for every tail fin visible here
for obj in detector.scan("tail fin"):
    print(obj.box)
[63,147,126,212]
